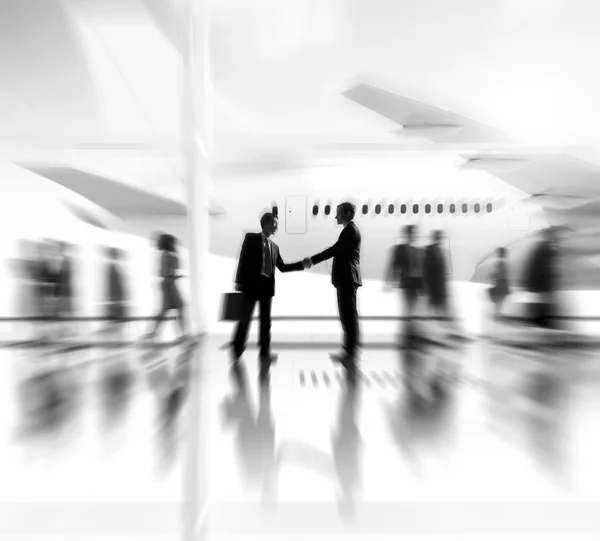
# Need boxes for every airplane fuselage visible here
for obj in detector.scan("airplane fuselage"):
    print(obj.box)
[124,157,549,283]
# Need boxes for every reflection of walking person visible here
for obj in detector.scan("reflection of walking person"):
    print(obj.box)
[147,234,187,341]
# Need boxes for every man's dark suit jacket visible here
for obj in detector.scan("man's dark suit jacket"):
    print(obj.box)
[388,243,422,289]
[522,241,558,294]
[423,244,447,301]
[235,233,303,297]
[311,221,362,288]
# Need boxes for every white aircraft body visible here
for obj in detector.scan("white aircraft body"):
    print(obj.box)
[17,155,548,285]
[22,82,600,287]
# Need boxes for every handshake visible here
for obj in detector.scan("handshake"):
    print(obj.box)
[302,257,313,269]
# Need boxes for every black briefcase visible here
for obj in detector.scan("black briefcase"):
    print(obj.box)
[221,292,247,321]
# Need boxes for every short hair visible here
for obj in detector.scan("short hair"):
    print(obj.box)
[405,224,415,236]
[337,202,356,220]
[166,235,177,252]
[497,247,507,257]
[432,229,442,241]
[158,233,176,252]
[260,212,277,228]
[157,233,168,251]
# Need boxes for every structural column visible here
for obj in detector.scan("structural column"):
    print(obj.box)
[181,0,213,540]
[184,0,213,336]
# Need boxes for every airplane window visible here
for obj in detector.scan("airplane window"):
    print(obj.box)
[388,204,395,214]
[437,203,443,214]
[324,205,331,215]
[474,203,480,213]
[450,204,455,214]
[272,206,278,217]
[312,205,319,216]
[362,204,368,215]
[486,203,492,213]
[462,203,468,213]
[425,204,431,214]
[400,204,407,214]
[413,204,419,214]
[375,204,381,215]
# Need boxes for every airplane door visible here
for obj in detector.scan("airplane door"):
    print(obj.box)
[509,203,530,231]
[285,195,307,234]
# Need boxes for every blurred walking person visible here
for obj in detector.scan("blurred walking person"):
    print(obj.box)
[104,247,129,339]
[488,247,510,322]
[146,234,187,341]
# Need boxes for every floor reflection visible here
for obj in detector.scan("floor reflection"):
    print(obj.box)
[331,382,363,520]
[386,333,460,478]
[7,338,198,476]
[221,363,276,506]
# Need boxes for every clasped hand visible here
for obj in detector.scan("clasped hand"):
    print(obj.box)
[302,257,313,269]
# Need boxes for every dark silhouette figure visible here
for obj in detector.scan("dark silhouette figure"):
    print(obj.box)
[55,241,74,317]
[423,230,448,315]
[232,212,304,380]
[148,234,187,341]
[306,202,362,375]
[387,224,423,317]
[104,247,128,337]
[488,247,510,320]
[522,228,561,329]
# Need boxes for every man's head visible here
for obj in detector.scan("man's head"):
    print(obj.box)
[432,230,442,244]
[405,224,416,243]
[335,202,356,226]
[107,246,120,260]
[497,246,507,258]
[260,212,279,237]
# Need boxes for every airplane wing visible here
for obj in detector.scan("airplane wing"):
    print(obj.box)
[343,83,507,144]
[15,163,226,218]
[461,153,600,231]
[461,153,600,199]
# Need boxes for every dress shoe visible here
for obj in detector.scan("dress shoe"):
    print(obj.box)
[259,353,278,366]
[229,348,241,367]
[329,352,345,364]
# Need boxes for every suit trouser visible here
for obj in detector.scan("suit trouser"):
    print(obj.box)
[233,290,273,360]
[402,285,421,315]
[336,285,359,357]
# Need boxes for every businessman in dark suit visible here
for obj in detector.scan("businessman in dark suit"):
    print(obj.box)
[522,227,561,329]
[423,230,448,314]
[232,212,304,378]
[386,224,423,316]
[304,202,362,373]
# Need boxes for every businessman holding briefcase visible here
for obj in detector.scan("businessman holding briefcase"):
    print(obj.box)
[229,212,305,380]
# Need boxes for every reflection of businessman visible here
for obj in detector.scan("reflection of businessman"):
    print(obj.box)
[221,365,275,499]
[232,213,304,378]
[303,202,362,371]
[332,384,362,519]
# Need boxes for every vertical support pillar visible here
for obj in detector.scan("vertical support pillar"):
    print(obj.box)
[184,0,212,336]
[181,0,212,540]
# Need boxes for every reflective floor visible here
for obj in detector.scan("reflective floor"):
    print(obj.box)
[0,327,194,539]
[1,319,599,539]
[203,325,600,539]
